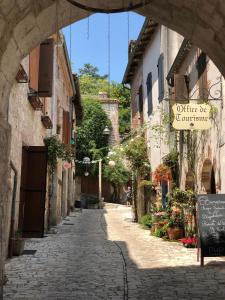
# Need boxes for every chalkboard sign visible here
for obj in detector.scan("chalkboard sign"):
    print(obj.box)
[197,194,225,266]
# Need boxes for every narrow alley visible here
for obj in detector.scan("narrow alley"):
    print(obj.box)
[4,205,225,300]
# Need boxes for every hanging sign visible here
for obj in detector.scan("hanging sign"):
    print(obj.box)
[172,103,212,130]
[197,194,225,266]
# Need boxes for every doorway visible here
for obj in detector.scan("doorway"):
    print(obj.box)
[18,146,48,237]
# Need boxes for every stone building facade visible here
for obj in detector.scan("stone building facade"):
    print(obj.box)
[124,18,225,219]
[99,92,120,145]
[123,19,182,218]
[4,32,81,265]
[167,40,225,195]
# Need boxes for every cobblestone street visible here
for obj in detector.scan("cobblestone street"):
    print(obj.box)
[4,204,225,300]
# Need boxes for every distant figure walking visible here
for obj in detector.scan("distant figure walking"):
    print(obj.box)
[126,186,132,206]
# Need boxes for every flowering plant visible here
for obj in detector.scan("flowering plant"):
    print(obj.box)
[153,164,172,183]
[179,237,197,248]
[167,211,184,228]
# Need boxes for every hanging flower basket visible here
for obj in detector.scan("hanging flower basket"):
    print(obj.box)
[153,164,172,183]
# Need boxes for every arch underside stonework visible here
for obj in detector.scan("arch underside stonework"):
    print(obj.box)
[1,0,225,288]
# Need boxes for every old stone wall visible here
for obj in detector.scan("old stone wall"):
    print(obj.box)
[100,99,120,144]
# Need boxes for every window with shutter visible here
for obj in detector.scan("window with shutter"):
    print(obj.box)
[174,74,189,102]
[63,110,71,145]
[38,38,54,97]
[158,54,164,102]
[196,52,208,99]
[146,72,153,116]
[29,46,40,92]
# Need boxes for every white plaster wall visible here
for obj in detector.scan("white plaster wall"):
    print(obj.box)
[131,65,143,130]
[179,48,224,194]
[142,26,166,171]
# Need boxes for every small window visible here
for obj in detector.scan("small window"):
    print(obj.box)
[158,54,164,102]
[146,72,153,116]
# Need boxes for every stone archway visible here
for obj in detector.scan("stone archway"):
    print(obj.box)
[201,159,216,194]
[1,0,225,291]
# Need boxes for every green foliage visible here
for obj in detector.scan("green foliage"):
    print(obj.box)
[119,107,131,135]
[163,150,179,168]
[163,150,179,185]
[104,147,131,187]
[110,82,131,108]
[167,211,184,228]
[44,136,72,173]
[171,188,197,211]
[76,99,111,163]
[79,63,107,79]
[124,135,151,176]
[139,214,152,229]
[79,63,131,135]
[79,75,109,95]
[153,225,168,238]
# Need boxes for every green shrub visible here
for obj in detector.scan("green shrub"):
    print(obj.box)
[139,214,152,229]
[153,224,168,238]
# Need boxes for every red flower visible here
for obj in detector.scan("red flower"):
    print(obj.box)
[179,237,197,245]
[153,164,172,183]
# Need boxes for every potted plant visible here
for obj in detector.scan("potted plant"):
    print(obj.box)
[151,210,168,234]
[12,229,25,256]
[166,210,184,240]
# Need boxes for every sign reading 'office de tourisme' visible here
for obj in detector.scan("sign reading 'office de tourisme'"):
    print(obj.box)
[172,103,212,130]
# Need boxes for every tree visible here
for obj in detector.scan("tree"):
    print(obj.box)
[104,146,131,202]
[79,75,109,95]
[110,82,131,108]
[79,63,131,136]
[76,99,111,165]
[79,63,107,79]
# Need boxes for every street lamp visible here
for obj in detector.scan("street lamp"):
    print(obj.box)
[108,160,116,167]
[83,157,90,177]
[103,125,110,135]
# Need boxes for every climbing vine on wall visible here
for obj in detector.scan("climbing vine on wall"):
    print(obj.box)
[44,136,73,173]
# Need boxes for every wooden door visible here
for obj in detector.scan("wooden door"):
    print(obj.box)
[19,146,47,238]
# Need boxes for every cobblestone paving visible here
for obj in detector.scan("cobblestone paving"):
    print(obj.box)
[4,204,225,299]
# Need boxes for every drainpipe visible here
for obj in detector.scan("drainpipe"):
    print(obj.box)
[8,161,18,258]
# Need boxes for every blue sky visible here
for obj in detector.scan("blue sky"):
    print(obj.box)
[63,12,144,83]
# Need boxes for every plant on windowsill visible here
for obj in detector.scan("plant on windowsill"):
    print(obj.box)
[12,229,25,256]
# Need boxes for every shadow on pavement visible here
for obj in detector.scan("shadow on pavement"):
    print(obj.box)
[3,208,225,300]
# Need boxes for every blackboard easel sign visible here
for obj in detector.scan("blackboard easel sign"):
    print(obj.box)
[197,194,225,266]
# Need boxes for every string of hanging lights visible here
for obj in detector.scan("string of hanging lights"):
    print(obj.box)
[65,0,152,14]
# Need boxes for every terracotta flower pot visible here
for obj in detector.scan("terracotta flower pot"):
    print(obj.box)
[167,227,184,240]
